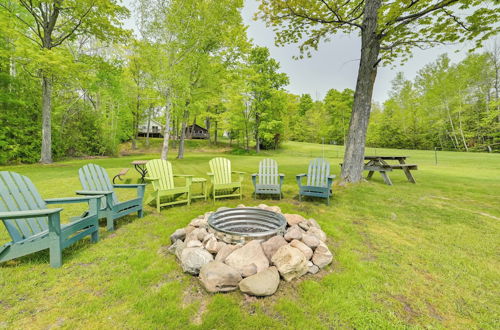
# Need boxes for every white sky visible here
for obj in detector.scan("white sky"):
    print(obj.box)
[123,0,497,103]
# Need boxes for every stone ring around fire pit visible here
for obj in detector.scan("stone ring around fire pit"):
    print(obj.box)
[208,207,287,244]
[167,204,334,297]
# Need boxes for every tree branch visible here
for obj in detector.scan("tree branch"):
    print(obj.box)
[281,2,363,30]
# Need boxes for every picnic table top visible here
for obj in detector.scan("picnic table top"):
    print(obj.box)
[131,160,148,165]
[364,156,408,160]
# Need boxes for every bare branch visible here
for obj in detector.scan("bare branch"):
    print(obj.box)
[282,3,363,29]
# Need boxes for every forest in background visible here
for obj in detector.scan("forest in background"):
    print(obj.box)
[0,1,499,165]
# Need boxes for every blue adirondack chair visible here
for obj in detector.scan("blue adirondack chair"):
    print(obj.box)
[77,164,145,231]
[0,171,100,268]
[252,158,284,199]
[296,158,336,205]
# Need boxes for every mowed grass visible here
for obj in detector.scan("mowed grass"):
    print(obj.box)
[0,140,499,329]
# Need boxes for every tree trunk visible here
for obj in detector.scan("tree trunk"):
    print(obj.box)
[205,116,211,140]
[341,0,381,182]
[255,112,260,153]
[146,106,152,147]
[40,74,53,163]
[161,94,171,160]
[177,103,189,159]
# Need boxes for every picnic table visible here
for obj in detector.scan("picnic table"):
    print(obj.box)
[131,160,148,183]
[364,156,417,185]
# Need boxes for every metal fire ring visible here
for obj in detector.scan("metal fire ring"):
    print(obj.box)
[208,207,286,243]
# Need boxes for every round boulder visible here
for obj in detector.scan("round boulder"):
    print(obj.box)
[199,261,242,293]
[180,247,213,275]
[239,266,280,296]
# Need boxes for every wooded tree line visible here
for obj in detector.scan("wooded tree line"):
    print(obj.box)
[367,50,500,152]
[0,0,293,164]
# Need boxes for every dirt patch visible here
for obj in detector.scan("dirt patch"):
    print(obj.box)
[426,301,444,321]
[182,283,209,325]
[390,294,420,323]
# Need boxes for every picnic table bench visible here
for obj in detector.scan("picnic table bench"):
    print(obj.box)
[364,156,417,185]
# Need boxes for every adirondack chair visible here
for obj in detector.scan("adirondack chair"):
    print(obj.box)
[252,158,285,199]
[296,158,336,205]
[77,164,145,231]
[0,171,100,268]
[145,159,192,212]
[208,157,245,202]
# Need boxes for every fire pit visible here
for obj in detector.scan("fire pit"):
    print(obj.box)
[167,205,333,297]
[208,207,287,244]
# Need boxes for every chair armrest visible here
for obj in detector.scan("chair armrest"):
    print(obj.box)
[173,174,193,177]
[0,208,62,220]
[328,175,336,180]
[279,174,285,186]
[45,196,102,205]
[145,176,159,182]
[113,184,146,188]
[207,172,214,183]
[296,174,307,187]
[77,190,113,195]
[233,171,245,183]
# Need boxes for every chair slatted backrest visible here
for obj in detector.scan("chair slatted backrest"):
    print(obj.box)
[0,171,48,242]
[79,164,118,207]
[258,158,279,185]
[146,159,174,191]
[209,158,232,184]
[307,158,331,188]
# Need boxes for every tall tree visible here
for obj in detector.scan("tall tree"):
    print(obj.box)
[258,0,499,182]
[0,0,129,163]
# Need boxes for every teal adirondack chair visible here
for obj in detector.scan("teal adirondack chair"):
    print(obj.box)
[252,158,284,199]
[0,171,100,268]
[145,159,192,212]
[296,158,336,205]
[77,164,145,231]
[208,157,245,202]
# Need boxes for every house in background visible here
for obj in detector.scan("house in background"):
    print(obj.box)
[138,119,163,138]
[184,124,209,139]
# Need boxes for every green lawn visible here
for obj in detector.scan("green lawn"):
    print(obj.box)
[1,140,499,329]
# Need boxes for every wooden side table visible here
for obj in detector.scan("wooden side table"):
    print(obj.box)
[191,177,208,201]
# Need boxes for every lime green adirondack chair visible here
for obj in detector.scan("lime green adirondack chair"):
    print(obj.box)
[77,164,145,231]
[208,157,245,202]
[145,159,192,212]
[0,171,100,268]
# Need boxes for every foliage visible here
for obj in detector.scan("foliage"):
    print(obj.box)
[367,52,500,151]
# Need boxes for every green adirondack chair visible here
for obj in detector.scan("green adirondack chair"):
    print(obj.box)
[296,158,336,205]
[208,157,245,202]
[77,164,145,231]
[145,159,192,212]
[252,158,284,199]
[0,171,100,268]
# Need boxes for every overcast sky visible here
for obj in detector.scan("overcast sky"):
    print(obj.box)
[124,0,497,103]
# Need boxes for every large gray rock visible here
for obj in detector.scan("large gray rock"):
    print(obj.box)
[265,206,282,213]
[186,240,203,248]
[261,235,288,260]
[190,217,208,228]
[199,261,242,293]
[289,239,313,260]
[185,228,203,243]
[240,263,258,278]
[204,235,223,254]
[284,214,306,226]
[225,240,269,275]
[180,247,213,275]
[215,244,239,262]
[307,227,327,242]
[307,218,321,229]
[298,221,310,231]
[168,239,186,260]
[312,241,333,268]
[301,234,320,249]
[239,266,280,296]
[271,245,308,282]
[170,228,186,244]
[284,225,303,242]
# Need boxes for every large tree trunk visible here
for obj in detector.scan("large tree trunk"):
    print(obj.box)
[161,93,171,160]
[177,103,189,159]
[341,0,381,183]
[40,74,53,163]
[255,111,260,153]
[146,106,152,147]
